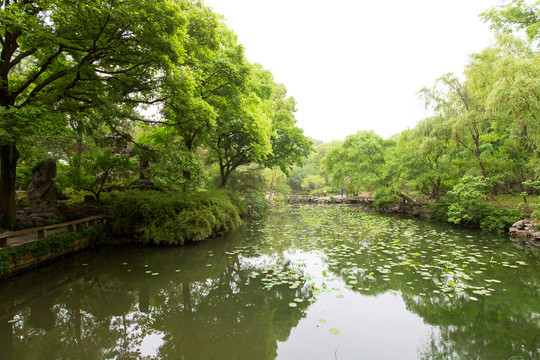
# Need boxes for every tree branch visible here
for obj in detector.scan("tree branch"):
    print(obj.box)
[17,70,70,108]
[12,45,66,99]
[8,49,37,69]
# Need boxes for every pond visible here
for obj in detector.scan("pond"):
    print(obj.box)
[1,205,539,359]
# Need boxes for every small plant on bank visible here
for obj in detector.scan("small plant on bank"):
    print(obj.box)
[444,176,520,233]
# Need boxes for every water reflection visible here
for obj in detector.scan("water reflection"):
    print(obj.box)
[0,205,538,359]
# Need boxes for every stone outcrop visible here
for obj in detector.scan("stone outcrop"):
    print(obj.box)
[509,219,540,243]
[17,159,65,226]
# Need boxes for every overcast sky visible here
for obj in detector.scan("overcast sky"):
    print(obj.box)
[203,0,505,142]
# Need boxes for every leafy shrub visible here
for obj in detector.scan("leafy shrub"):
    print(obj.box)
[477,205,520,233]
[523,180,540,221]
[105,190,244,245]
[373,188,400,210]
[431,200,451,222]
[446,176,489,224]
[433,176,521,233]
[244,192,269,218]
[530,203,540,221]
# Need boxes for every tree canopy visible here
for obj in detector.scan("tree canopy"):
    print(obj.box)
[0,0,311,228]
[294,0,540,230]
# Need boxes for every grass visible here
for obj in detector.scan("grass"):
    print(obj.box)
[493,194,539,210]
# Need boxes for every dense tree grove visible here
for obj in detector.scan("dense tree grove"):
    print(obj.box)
[286,1,540,231]
[0,0,311,228]
[2,0,539,233]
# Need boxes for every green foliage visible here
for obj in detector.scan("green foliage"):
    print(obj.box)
[272,181,292,196]
[301,175,326,192]
[524,180,540,220]
[223,166,267,194]
[476,205,521,233]
[0,226,104,277]
[263,83,313,174]
[65,149,135,202]
[482,0,540,42]
[218,167,270,218]
[244,192,270,219]
[373,188,401,211]
[442,176,520,232]
[136,126,206,192]
[446,176,489,224]
[105,190,244,245]
[0,0,188,226]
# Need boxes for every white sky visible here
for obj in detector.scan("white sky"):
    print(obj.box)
[203,0,504,142]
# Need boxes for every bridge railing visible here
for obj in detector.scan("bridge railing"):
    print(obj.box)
[0,215,104,248]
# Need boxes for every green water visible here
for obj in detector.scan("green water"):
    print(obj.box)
[1,205,539,359]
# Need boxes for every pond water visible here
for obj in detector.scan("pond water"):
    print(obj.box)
[1,205,539,359]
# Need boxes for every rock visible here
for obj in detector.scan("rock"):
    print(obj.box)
[510,220,536,234]
[17,158,65,225]
[509,227,518,233]
[27,159,63,206]
[516,230,530,237]
[514,220,525,229]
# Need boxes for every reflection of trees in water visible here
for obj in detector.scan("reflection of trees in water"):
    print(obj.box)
[3,206,536,359]
[312,207,540,360]
[151,255,312,359]
[0,238,311,359]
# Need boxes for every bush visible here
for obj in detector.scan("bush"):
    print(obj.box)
[373,188,400,210]
[430,179,521,233]
[244,192,269,218]
[446,176,489,224]
[477,205,521,233]
[105,190,244,245]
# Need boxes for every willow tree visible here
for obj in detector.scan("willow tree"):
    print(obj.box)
[0,0,186,227]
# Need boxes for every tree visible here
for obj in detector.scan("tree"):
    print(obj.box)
[419,74,506,200]
[263,82,312,175]
[205,62,273,188]
[390,117,458,199]
[0,0,186,227]
[482,0,540,43]
[323,131,415,201]
[324,131,387,196]
[149,21,248,189]
[208,89,272,188]
[468,35,540,192]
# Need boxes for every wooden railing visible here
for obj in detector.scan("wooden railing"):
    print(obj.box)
[0,215,104,248]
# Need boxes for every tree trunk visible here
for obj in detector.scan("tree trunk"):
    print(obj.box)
[139,156,150,180]
[220,172,229,188]
[395,191,415,203]
[0,144,20,229]
[76,129,83,160]
[219,162,230,188]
